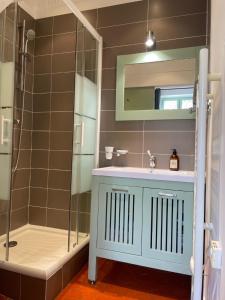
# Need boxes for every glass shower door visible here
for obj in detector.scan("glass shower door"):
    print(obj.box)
[70,22,99,249]
[0,2,16,261]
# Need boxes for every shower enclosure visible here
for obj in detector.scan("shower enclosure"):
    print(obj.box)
[0,0,102,299]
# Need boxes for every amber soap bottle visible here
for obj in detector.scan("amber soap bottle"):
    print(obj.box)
[169,149,179,171]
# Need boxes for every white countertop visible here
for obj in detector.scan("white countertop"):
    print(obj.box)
[92,167,195,183]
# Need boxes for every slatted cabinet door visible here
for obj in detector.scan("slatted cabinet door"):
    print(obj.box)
[97,184,143,255]
[142,188,193,268]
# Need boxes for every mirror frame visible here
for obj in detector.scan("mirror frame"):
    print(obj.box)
[116,46,204,121]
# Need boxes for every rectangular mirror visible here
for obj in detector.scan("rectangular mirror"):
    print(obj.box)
[116,47,203,121]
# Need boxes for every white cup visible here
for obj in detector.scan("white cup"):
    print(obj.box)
[105,146,114,160]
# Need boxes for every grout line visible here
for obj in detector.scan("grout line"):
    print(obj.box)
[45,15,54,227]
[33,110,74,113]
[97,11,207,30]
[30,186,70,192]
[14,149,72,152]
[34,70,75,76]
[15,167,72,172]
[100,130,195,133]
[35,30,76,39]
[102,35,207,50]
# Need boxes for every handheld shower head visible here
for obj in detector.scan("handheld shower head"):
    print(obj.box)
[26,29,36,41]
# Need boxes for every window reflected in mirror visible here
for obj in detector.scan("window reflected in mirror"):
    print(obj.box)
[124,58,195,111]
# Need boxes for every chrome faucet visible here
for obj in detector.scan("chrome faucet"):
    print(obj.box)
[147,150,156,172]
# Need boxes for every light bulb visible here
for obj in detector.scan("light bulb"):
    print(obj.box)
[145,31,156,49]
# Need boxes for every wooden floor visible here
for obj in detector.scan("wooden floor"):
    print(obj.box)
[57,259,191,300]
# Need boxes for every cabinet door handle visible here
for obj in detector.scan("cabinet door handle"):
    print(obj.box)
[1,116,10,145]
[112,188,129,193]
[74,122,85,146]
[158,192,177,198]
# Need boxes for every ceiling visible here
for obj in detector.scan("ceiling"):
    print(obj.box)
[17,0,142,19]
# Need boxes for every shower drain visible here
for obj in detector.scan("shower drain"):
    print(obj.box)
[3,241,18,248]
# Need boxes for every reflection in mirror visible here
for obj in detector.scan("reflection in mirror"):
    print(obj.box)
[124,58,195,111]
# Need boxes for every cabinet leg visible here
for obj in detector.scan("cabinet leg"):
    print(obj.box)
[88,254,98,283]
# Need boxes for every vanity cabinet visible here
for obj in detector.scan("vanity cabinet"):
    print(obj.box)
[88,173,194,283]
[97,184,143,255]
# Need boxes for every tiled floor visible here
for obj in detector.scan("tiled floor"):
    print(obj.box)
[57,259,191,300]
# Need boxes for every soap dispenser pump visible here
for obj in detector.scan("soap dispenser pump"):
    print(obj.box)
[169,149,179,171]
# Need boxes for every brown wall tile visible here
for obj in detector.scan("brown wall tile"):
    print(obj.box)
[21,275,46,300]
[101,89,116,111]
[100,132,143,153]
[98,0,148,27]
[48,170,71,190]
[103,44,146,69]
[11,206,28,230]
[33,112,50,130]
[149,13,206,41]
[49,151,72,170]
[52,53,76,73]
[33,93,51,112]
[101,68,116,89]
[50,112,73,131]
[30,169,48,188]
[48,189,70,210]
[98,22,146,48]
[34,74,51,93]
[35,36,52,55]
[143,131,195,155]
[47,209,69,230]
[52,72,75,92]
[46,269,62,300]
[53,32,76,53]
[29,206,47,226]
[51,92,74,111]
[50,131,73,150]
[36,17,53,37]
[13,169,30,189]
[30,187,47,207]
[101,110,143,131]
[31,150,49,169]
[32,131,49,149]
[34,55,52,74]
[148,0,206,19]
[0,269,20,300]
[53,14,76,34]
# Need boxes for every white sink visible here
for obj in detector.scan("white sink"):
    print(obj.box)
[92,167,195,183]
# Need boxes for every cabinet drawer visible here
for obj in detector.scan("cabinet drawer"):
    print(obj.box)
[142,188,193,265]
[97,184,142,255]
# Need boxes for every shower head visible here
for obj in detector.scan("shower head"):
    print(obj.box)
[26,29,36,41]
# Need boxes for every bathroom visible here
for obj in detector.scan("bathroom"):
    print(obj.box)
[0,0,225,299]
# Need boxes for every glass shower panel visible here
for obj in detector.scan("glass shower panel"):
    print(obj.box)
[70,22,98,249]
[0,2,16,261]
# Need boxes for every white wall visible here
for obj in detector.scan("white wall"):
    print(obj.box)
[205,0,225,298]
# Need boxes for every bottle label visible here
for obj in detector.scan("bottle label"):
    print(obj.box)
[170,159,177,169]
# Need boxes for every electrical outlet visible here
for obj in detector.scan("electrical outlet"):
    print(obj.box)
[209,240,222,269]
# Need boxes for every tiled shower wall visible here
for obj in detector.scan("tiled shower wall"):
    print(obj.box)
[10,11,92,231]
[83,0,208,170]
[11,7,34,231]
[29,14,76,229]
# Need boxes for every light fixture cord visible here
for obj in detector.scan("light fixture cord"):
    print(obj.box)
[146,0,149,34]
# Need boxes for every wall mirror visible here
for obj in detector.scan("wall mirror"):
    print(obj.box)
[116,47,203,121]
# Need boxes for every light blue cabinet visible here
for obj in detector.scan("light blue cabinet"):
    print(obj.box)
[97,184,143,255]
[142,188,193,266]
[88,176,194,282]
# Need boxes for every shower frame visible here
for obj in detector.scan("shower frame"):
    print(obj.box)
[2,0,103,261]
